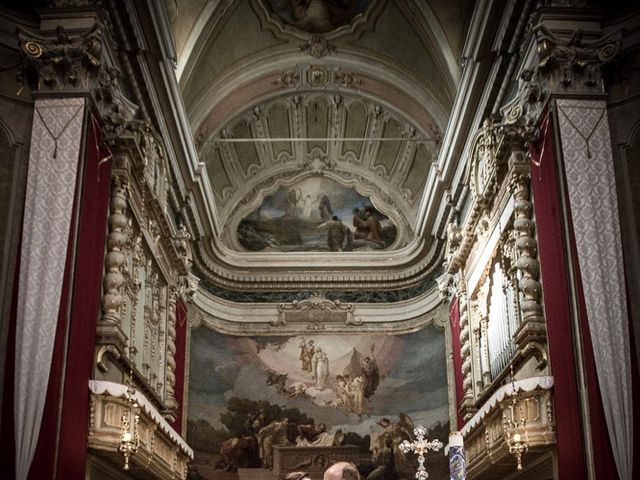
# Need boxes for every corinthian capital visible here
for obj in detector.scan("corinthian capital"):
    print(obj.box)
[18,22,103,91]
[534,25,621,93]
[18,17,138,138]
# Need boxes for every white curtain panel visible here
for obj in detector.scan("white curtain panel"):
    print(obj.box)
[14,97,85,480]
[557,98,633,480]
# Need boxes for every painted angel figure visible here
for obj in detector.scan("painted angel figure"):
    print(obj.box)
[369,414,416,479]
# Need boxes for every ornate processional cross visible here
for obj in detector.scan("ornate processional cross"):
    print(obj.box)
[399,425,444,479]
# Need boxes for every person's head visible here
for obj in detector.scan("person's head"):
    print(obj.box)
[332,215,338,221]
[285,472,311,480]
[377,418,391,428]
[323,462,360,480]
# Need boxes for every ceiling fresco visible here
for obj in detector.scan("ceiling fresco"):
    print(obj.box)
[264,0,371,34]
[237,177,398,252]
[169,0,473,293]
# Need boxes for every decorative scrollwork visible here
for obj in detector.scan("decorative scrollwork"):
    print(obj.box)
[276,295,360,328]
[22,41,43,58]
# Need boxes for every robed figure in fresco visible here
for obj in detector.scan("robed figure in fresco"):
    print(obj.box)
[257,418,290,468]
[299,338,315,373]
[362,354,380,399]
[312,348,330,389]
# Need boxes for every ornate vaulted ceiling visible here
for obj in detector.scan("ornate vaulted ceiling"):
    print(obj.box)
[169,0,473,295]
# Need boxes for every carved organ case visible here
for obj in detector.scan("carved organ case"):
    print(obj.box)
[443,120,555,477]
[95,124,189,416]
[92,121,192,465]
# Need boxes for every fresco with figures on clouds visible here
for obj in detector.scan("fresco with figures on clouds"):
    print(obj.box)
[237,177,397,252]
[187,326,450,480]
[265,0,371,34]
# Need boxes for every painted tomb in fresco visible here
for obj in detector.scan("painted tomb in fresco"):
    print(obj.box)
[264,0,370,34]
[187,326,449,480]
[237,177,397,252]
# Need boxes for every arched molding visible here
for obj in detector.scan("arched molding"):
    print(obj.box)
[176,0,233,83]
[397,0,461,88]
[187,49,449,134]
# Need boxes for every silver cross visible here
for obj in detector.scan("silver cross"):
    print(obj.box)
[399,425,444,480]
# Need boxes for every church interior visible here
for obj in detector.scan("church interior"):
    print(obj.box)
[0,0,639,479]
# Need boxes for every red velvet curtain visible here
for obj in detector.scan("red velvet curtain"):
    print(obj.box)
[449,297,464,429]
[172,298,189,434]
[530,112,618,479]
[53,116,112,478]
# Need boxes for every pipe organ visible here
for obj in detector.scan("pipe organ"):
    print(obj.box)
[441,119,555,478]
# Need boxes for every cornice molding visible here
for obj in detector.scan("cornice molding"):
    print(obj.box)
[190,285,446,335]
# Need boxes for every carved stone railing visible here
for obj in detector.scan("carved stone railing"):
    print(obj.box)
[88,380,192,480]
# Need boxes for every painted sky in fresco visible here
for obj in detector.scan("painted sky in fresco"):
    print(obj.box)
[188,326,448,436]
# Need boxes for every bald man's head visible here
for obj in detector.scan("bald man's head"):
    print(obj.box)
[323,462,360,480]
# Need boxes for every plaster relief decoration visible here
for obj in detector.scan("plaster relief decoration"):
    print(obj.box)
[187,326,449,479]
[237,176,397,251]
[264,0,370,34]
[276,295,361,329]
